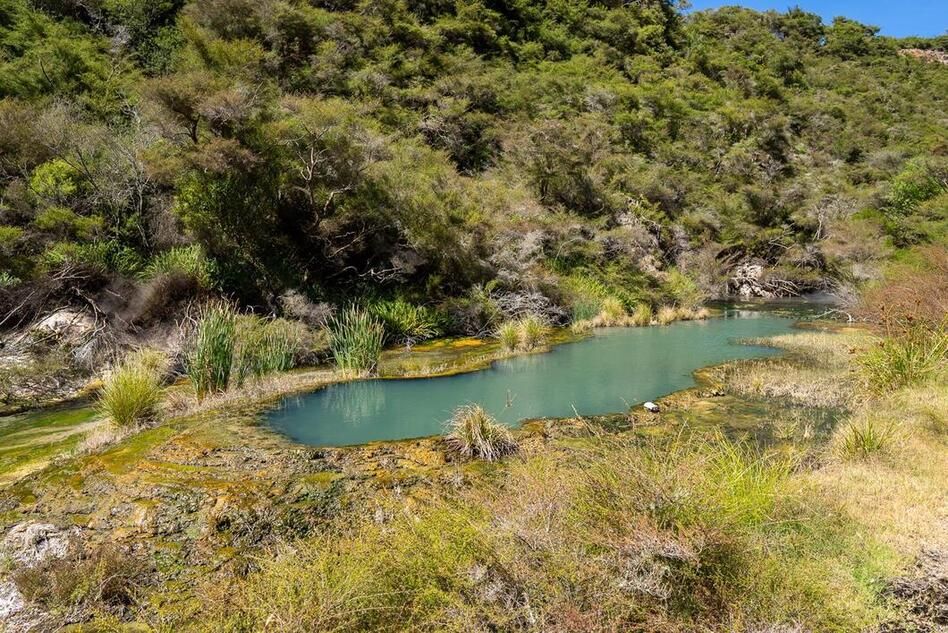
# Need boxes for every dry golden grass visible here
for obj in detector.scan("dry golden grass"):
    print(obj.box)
[814,382,948,555]
[164,368,340,419]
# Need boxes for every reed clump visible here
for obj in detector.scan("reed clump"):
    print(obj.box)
[233,317,307,387]
[444,404,518,461]
[186,303,237,399]
[329,307,385,374]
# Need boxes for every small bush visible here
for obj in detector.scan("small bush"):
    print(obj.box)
[632,302,653,326]
[518,314,547,350]
[369,299,442,345]
[329,307,385,373]
[98,350,164,427]
[444,404,518,461]
[186,303,237,399]
[656,305,677,325]
[497,320,520,351]
[665,268,704,309]
[836,418,896,460]
[14,544,151,618]
[858,327,947,394]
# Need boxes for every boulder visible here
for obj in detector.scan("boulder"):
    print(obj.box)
[32,309,95,341]
[1,523,75,568]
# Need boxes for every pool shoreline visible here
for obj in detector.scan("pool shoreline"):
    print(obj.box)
[266,312,808,447]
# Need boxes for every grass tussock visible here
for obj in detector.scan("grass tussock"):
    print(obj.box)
[233,316,307,387]
[496,315,548,351]
[497,320,520,351]
[444,404,518,461]
[656,305,678,325]
[835,417,897,460]
[631,301,653,326]
[97,349,165,427]
[518,314,547,350]
[329,307,385,374]
[141,244,216,288]
[598,296,627,325]
[186,302,237,399]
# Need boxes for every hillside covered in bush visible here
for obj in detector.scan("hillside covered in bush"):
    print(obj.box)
[0,0,946,334]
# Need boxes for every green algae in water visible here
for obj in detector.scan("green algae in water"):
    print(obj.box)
[0,404,100,485]
[268,313,798,447]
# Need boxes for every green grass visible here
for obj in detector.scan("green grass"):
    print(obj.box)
[497,320,520,351]
[444,404,518,461]
[517,314,547,350]
[141,244,216,287]
[186,303,237,399]
[369,299,442,345]
[196,431,882,632]
[329,307,385,373]
[98,351,164,427]
[233,316,305,387]
[632,302,653,326]
[836,418,896,460]
[858,326,947,394]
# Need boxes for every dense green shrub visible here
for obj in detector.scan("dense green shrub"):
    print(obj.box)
[328,307,385,373]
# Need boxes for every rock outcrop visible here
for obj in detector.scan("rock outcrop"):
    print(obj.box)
[899,49,948,65]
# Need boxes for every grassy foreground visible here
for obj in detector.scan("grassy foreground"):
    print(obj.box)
[165,327,944,633]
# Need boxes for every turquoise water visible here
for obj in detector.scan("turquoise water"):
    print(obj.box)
[267,313,797,447]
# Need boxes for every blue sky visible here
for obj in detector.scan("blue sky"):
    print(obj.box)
[685,1,948,38]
